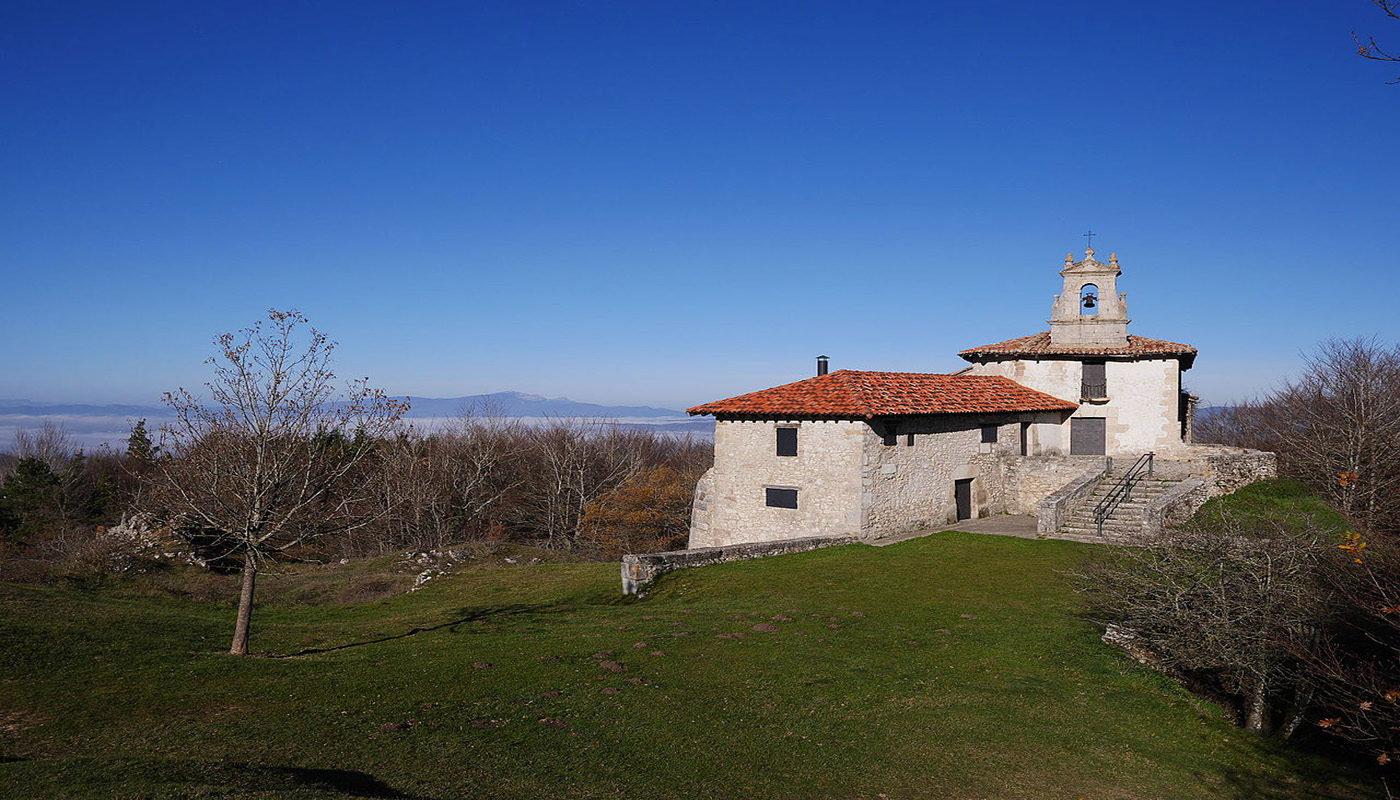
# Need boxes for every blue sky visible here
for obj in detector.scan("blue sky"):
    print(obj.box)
[3,1,1398,410]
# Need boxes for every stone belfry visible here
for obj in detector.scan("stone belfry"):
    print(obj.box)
[1049,247,1130,346]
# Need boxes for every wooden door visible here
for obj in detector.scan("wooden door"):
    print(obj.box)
[954,479,973,521]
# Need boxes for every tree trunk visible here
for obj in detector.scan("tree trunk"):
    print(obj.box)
[1278,687,1312,741]
[1245,677,1271,735]
[230,550,257,655]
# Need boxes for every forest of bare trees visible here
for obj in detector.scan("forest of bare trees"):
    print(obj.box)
[0,411,709,569]
[0,311,711,654]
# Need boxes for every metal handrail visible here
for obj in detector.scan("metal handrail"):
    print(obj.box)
[1094,452,1154,537]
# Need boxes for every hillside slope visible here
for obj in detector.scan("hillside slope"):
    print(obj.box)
[0,534,1367,799]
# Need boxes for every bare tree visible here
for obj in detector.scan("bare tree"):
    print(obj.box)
[1197,338,1400,535]
[146,310,406,655]
[1300,532,1400,767]
[1356,0,1400,82]
[14,421,74,472]
[363,415,523,554]
[512,419,659,550]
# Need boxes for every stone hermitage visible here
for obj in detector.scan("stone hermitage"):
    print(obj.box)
[684,248,1275,550]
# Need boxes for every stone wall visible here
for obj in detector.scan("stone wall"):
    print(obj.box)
[688,467,717,544]
[1143,476,1208,535]
[1000,454,1112,514]
[687,418,1272,550]
[1188,447,1278,497]
[1036,462,1109,535]
[690,419,865,548]
[860,415,1025,538]
[621,535,859,595]
[967,357,1185,456]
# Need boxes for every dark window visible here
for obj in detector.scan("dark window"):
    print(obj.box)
[981,424,998,444]
[776,427,797,457]
[882,422,898,446]
[1082,361,1107,399]
[1020,421,1031,456]
[905,433,915,447]
[765,487,798,509]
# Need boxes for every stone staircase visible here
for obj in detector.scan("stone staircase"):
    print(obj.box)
[1055,474,1187,544]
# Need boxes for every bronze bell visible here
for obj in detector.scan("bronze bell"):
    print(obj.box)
[1082,294,1097,309]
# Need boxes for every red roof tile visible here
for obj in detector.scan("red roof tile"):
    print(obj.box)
[687,371,1078,419]
[958,330,1197,365]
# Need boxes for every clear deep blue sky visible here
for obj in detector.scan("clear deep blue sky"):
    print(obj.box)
[3,1,1398,410]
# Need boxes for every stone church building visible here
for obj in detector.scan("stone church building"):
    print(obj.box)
[686,248,1275,548]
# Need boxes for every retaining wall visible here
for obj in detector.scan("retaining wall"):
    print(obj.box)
[621,534,859,595]
[1037,463,1109,536]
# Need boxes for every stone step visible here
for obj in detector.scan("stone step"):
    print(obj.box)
[1066,524,1144,533]
[1047,530,1145,544]
[1088,495,1171,504]
[1062,518,1144,529]
[1089,487,1173,498]
[1081,497,1155,505]
[1061,525,1143,536]
[1069,509,1148,523]
[1065,520,1144,531]
[1078,499,1156,510]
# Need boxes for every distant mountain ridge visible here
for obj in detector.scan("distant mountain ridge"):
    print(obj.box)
[392,391,689,419]
[0,401,169,417]
[0,392,692,421]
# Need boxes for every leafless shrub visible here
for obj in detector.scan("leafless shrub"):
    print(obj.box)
[1079,513,1340,736]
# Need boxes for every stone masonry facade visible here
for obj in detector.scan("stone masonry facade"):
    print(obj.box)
[683,248,1278,551]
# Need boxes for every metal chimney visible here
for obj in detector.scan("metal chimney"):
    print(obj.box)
[816,355,829,376]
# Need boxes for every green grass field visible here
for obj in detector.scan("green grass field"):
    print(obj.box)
[0,532,1369,799]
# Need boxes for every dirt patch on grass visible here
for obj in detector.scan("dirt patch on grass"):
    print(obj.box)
[0,708,42,737]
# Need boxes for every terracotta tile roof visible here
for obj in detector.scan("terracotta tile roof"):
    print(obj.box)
[958,330,1197,365]
[687,371,1078,420]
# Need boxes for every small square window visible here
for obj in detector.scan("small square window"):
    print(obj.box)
[765,487,798,508]
[776,426,797,457]
[882,423,898,446]
[981,424,999,444]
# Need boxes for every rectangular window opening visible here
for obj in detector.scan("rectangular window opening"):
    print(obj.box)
[882,422,898,447]
[776,426,798,457]
[1081,360,1107,400]
[980,424,999,444]
[905,432,915,447]
[765,487,798,509]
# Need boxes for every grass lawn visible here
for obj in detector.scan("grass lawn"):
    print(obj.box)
[0,532,1371,799]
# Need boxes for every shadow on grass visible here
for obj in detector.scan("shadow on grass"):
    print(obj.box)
[271,603,555,657]
[1207,761,1374,800]
[0,757,428,799]
[281,766,416,798]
